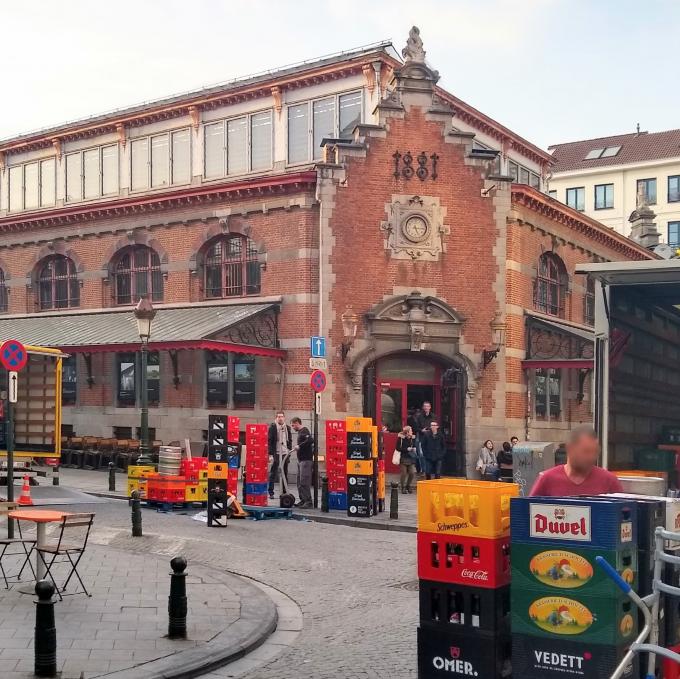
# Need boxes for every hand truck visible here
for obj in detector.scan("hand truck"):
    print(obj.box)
[597,527,680,679]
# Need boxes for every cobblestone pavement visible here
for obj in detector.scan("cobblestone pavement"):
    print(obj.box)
[0,520,276,679]
[85,499,419,679]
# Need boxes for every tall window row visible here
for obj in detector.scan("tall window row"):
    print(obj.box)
[66,144,119,202]
[131,129,191,191]
[8,159,56,211]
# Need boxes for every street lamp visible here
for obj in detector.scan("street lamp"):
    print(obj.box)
[134,296,156,465]
[482,313,506,368]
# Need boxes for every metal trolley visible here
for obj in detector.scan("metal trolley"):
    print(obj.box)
[597,527,680,679]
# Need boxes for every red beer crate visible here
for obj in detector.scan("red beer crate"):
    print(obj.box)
[227,468,238,495]
[246,424,267,437]
[180,457,208,481]
[246,467,268,484]
[329,477,347,493]
[417,531,511,588]
[246,494,268,507]
[227,416,240,442]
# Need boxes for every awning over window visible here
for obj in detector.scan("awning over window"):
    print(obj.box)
[0,303,286,358]
[521,311,594,370]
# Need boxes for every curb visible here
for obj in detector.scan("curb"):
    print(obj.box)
[292,511,416,533]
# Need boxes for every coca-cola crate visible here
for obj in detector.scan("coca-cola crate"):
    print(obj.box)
[245,466,268,483]
[417,531,510,588]
[418,579,510,634]
[511,496,637,550]
[328,477,347,493]
[417,624,511,679]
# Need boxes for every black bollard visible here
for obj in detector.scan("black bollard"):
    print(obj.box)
[321,476,329,513]
[168,556,187,639]
[52,464,59,487]
[389,482,399,520]
[34,580,57,677]
[130,490,142,537]
[108,462,116,492]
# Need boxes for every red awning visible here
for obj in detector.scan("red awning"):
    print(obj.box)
[521,359,593,370]
[58,339,286,358]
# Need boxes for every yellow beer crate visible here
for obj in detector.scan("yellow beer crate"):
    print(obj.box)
[185,484,208,502]
[346,459,374,476]
[345,417,373,432]
[127,478,148,499]
[128,465,156,479]
[207,462,229,479]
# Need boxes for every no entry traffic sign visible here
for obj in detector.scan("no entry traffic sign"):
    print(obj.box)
[0,339,27,372]
[310,369,327,393]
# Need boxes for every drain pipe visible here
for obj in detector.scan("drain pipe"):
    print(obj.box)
[278,358,286,411]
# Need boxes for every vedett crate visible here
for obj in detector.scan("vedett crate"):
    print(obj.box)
[511,542,637,597]
[511,587,638,645]
[510,497,637,550]
[512,633,638,679]
[417,531,511,588]
[417,625,511,679]
[419,579,510,633]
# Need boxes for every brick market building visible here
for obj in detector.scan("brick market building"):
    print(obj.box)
[0,28,653,474]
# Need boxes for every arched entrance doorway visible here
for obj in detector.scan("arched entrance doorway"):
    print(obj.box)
[363,352,466,476]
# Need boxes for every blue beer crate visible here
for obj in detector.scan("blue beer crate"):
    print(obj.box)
[245,482,268,495]
[511,496,636,550]
[329,492,347,510]
[228,455,241,469]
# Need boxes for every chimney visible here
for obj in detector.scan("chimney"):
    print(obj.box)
[628,186,660,248]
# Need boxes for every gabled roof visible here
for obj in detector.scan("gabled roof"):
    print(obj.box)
[549,128,680,173]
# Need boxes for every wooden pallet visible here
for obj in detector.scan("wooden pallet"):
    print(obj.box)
[241,505,294,520]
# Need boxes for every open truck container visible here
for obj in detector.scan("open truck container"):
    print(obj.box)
[576,260,680,470]
[0,344,64,482]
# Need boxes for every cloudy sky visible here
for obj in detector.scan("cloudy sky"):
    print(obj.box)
[3,0,679,149]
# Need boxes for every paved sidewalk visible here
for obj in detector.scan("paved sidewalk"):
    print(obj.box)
[0,539,276,679]
[57,467,419,531]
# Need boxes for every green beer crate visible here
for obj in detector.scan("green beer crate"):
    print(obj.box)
[511,542,637,598]
[511,587,637,645]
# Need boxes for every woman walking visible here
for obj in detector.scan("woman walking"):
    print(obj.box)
[476,439,499,481]
[497,441,513,482]
[397,425,418,493]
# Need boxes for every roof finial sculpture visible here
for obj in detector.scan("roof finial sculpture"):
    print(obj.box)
[402,26,426,63]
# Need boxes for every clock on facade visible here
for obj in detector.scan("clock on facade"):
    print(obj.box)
[402,214,430,243]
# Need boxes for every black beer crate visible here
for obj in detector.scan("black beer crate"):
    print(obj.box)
[346,432,372,460]
[347,474,374,517]
[417,624,511,679]
[512,632,638,679]
[208,443,239,463]
[664,558,680,646]
[418,579,510,634]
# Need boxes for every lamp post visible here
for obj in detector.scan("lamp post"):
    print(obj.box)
[134,297,156,466]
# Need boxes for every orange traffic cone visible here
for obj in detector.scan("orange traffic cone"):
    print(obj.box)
[18,475,33,506]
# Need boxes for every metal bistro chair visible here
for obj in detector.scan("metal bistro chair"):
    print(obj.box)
[0,502,36,588]
[81,437,102,470]
[35,513,95,600]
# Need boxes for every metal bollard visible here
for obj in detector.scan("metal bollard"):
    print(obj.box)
[34,580,57,677]
[321,476,329,513]
[168,556,187,639]
[108,462,116,492]
[130,490,142,537]
[52,464,59,486]
[390,482,399,520]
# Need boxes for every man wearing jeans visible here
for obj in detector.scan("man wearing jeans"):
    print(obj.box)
[267,411,292,499]
[421,421,446,480]
[291,417,314,508]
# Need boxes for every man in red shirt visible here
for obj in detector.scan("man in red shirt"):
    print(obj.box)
[530,426,624,497]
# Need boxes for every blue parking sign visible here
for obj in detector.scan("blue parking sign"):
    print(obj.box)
[310,336,326,358]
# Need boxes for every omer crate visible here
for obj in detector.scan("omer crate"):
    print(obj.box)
[512,633,638,679]
[511,496,636,550]
[511,542,637,597]
[346,459,373,476]
[417,625,511,679]
[419,579,510,633]
[511,587,637,645]
[417,479,518,539]
[417,531,511,588]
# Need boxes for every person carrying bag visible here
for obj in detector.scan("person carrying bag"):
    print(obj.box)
[395,425,418,494]
[476,439,499,481]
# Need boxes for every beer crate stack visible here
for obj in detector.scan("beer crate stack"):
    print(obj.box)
[510,496,639,679]
[206,415,233,526]
[226,416,240,496]
[180,457,208,503]
[346,417,375,518]
[244,423,269,507]
[416,479,517,679]
[325,420,347,510]
[127,465,155,499]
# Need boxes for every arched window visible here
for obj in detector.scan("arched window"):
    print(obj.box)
[204,235,260,298]
[113,245,163,305]
[0,269,7,313]
[534,252,567,317]
[38,255,79,310]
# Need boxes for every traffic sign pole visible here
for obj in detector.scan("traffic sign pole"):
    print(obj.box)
[313,393,320,509]
[6,381,14,539]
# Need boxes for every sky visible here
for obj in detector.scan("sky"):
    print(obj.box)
[2,0,680,150]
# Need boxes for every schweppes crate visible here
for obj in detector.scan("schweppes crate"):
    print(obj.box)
[510,497,637,550]
[419,579,510,633]
[346,432,372,461]
[417,625,511,679]
[512,633,638,679]
[511,542,637,598]
[417,531,511,588]
[511,587,638,645]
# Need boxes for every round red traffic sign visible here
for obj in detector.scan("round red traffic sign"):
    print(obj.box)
[0,339,27,372]
[310,369,327,393]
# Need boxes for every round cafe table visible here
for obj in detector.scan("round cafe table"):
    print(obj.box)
[8,509,71,593]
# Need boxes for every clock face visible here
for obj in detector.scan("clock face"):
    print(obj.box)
[402,215,429,243]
